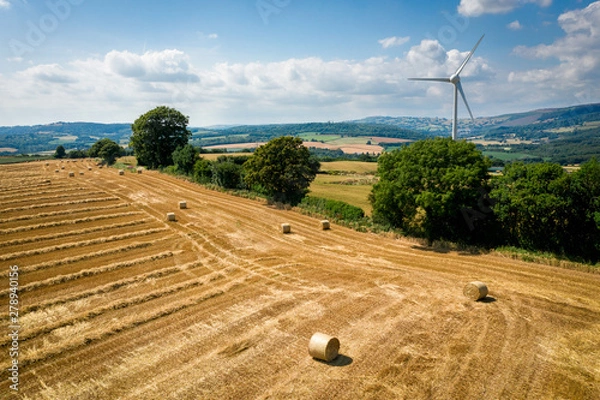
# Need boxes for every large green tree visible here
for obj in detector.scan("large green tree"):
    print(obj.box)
[244,136,320,205]
[130,106,191,169]
[370,137,492,243]
[89,138,122,165]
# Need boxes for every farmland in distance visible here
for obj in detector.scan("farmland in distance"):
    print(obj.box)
[1,160,600,399]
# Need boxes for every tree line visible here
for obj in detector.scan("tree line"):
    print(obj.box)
[370,137,600,263]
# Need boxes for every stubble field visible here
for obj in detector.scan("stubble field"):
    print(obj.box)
[1,160,599,399]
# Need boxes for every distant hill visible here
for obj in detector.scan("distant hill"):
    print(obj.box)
[0,122,131,155]
[1,103,599,164]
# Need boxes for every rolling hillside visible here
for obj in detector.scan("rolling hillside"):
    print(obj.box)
[1,102,599,162]
[1,161,599,399]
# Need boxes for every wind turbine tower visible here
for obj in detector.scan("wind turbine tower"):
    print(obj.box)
[409,35,484,140]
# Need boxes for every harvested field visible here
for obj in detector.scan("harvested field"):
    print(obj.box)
[1,160,600,399]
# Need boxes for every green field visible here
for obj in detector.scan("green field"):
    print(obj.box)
[319,161,378,174]
[0,155,53,164]
[483,151,538,161]
[297,133,341,142]
[309,161,378,215]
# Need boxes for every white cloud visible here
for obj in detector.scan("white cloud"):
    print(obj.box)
[511,2,600,83]
[379,36,410,49]
[105,50,199,83]
[508,20,523,30]
[17,64,78,84]
[0,40,497,125]
[198,32,219,40]
[0,0,10,9]
[458,0,552,17]
[506,1,600,109]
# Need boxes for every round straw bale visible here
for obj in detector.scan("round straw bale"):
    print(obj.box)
[55,169,60,173]
[463,281,488,301]
[321,220,331,230]
[167,212,176,222]
[119,170,125,175]
[88,167,92,171]
[68,172,75,177]
[137,168,143,174]
[61,166,65,170]
[79,172,84,176]
[179,201,187,209]
[308,332,340,362]
[281,223,291,234]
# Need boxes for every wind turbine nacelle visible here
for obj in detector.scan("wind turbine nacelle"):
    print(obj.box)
[450,74,460,84]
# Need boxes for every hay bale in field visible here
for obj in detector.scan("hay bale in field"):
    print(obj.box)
[463,281,488,301]
[55,169,60,173]
[179,201,187,209]
[137,168,143,174]
[88,167,92,171]
[79,172,84,176]
[61,166,65,170]
[167,212,176,222]
[68,172,75,177]
[45,162,49,166]
[119,170,125,176]
[281,223,291,234]
[321,220,331,230]
[309,332,340,362]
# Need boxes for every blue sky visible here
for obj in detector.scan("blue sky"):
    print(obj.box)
[1,0,598,126]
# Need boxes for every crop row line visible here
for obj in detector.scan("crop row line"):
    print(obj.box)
[1,196,120,213]
[0,251,177,303]
[0,203,130,224]
[10,264,219,346]
[0,186,85,202]
[0,218,151,248]
[0,190,105,207]
[0,211,144,235]
[0,180,53,191]
[0,227,168,262]
[22,260,205,313]
[14,235,176,276]
[5,288,226,370]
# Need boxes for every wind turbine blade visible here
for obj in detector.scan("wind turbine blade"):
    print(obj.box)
[454,34,485,76]
[408,77,452,83]
[457,82,474,120]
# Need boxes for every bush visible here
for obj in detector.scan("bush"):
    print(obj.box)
[300,196,365,222]
[212,161,244,189]
[193,158,213,184]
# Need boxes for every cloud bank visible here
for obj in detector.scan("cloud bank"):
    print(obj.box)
[458,0,552,17]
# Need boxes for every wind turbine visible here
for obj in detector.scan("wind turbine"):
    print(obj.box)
[409,34,484,140]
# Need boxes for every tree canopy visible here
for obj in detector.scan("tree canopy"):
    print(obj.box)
[490,160,600,261]
[89,138,122,165]
[54,145,66,159]
[243,136,320,205]
[370,137,492,243]
[172,144,198,175]
[130,106,191,169]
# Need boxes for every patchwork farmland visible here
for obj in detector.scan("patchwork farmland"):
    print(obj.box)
[1,160,600,399]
